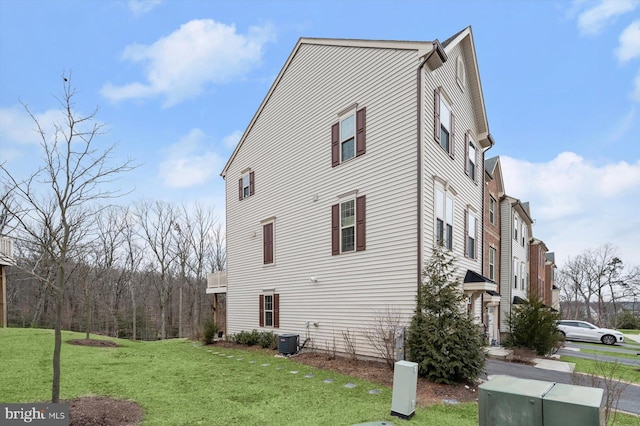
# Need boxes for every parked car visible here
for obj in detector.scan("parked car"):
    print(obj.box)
[557,320,624,345]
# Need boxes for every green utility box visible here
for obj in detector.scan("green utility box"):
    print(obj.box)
[479,376,604,426]
[543,383,604,426]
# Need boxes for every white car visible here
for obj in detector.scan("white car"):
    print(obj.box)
[557,320,624,345]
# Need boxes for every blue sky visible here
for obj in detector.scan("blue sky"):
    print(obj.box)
[1,0,639,268]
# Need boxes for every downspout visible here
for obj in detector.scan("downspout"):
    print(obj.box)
[416,40,447,298]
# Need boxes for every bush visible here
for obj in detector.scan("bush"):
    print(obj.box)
[232,330,277,349]
[505,297,561,356]
[406,247,485,384]
[615,310,640,329]
[201,318,220,345]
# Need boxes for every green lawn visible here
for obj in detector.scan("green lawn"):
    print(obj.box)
[620,329,640,335]
[0,328,477,425]
[560,355,640,385]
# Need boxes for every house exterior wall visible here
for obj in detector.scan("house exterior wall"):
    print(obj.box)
[499,199,530,332]
[421,41,486,322]
[529,240,548,302]
[224,42,422,357]
[483,168,501,284]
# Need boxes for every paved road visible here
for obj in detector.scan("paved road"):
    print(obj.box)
[483,359,640,415]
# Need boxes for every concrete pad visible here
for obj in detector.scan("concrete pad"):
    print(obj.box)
[484,346,512,360]
[533,358,575,373]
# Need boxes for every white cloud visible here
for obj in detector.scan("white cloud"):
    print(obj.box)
[101,19,275,107]
[222,130,243,149]
[616,20,640,62]
[158,128,224,188]
[576,0,639,35]
[500,153,640,266]
[632,70,640,101]
[0,106,64,146]
[128,0,163,17]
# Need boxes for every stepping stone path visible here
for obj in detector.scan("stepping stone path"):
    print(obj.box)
[198,346,381,397]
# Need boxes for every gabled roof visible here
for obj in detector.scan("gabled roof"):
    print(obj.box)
[441,26,492,148]
[485,156,499,178]
[502,195,534,225]
[221,37,438,177]
[222,28,493,177]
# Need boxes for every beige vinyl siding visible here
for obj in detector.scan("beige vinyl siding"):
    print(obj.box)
[421,42,484,291]
[499,200,513,332]
[225,43,419,357]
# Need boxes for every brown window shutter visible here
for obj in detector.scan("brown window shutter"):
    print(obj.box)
[449,113,455,158]
[434,89,440,143]
[464,132,469,176]
[331,122,340,167]
[259,294,264,327]
[273,293,280,328]
[263,223,273,264]
[356,107,366,157]
[249,171,255,196]
[464,208,468,257]
[356,195,366,251]
[238,178,243,201]
[331,204,339,255]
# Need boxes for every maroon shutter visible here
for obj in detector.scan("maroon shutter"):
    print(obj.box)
[464,132,469,176]
[331,204,339,255]
[331,122,340,167]
[464,209,468,257]
[263,223,273,264]
[238,178,243,201]
[356,107,366,157]
[434,89,440,143]
[356,195,366,252]
[249,171,255,196]
[259,294,264,327]
[273,293,279,328]
[449,113,455,158]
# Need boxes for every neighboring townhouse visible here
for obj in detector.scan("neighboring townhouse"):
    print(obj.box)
[529,238,549,302]
[499,196,533,336]
[220,27,496,358]
[0,236,15,328]
[546,252,560,311]
[482,156,504,344]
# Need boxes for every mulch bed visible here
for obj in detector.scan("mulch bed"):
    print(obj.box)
[67,339,120,348]
[67,397,142,426]
[213,341,479,406]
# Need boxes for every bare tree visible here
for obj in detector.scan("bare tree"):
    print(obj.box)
[558,244,635,326]
[0,73,134,402]
[135,200,177,339]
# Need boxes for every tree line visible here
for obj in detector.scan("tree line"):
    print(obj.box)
[3,198,225,340]
[556,243,640,328]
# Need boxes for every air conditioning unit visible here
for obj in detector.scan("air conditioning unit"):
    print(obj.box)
[278,334,298,355]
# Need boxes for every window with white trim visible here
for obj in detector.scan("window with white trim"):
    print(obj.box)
[514,258,518,289]
[332,107,366,167]
[238,171,255,200]
[440,97,453,153]
[456,56,466,90]
[436,187,454,250]
[340,199,355,252]
[521,262,526,290]
[489,196,496,225]
[522,225,527,247]
[467,139,477,181]
[331,195,366,255]
[340,113,355,162]
[489,246,496,280]
[514,216,519,241]
[466,210,477,259]
[259,291,279,328]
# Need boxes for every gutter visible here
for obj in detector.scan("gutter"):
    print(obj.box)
[416,40,447,297]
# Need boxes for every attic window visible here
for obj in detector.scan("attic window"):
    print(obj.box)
[456,56,466,90]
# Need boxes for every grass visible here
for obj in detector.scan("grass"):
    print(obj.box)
[577,348,640,361]
[620,329,640,335]
[560,355,640,385]
[0,328,478,425]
